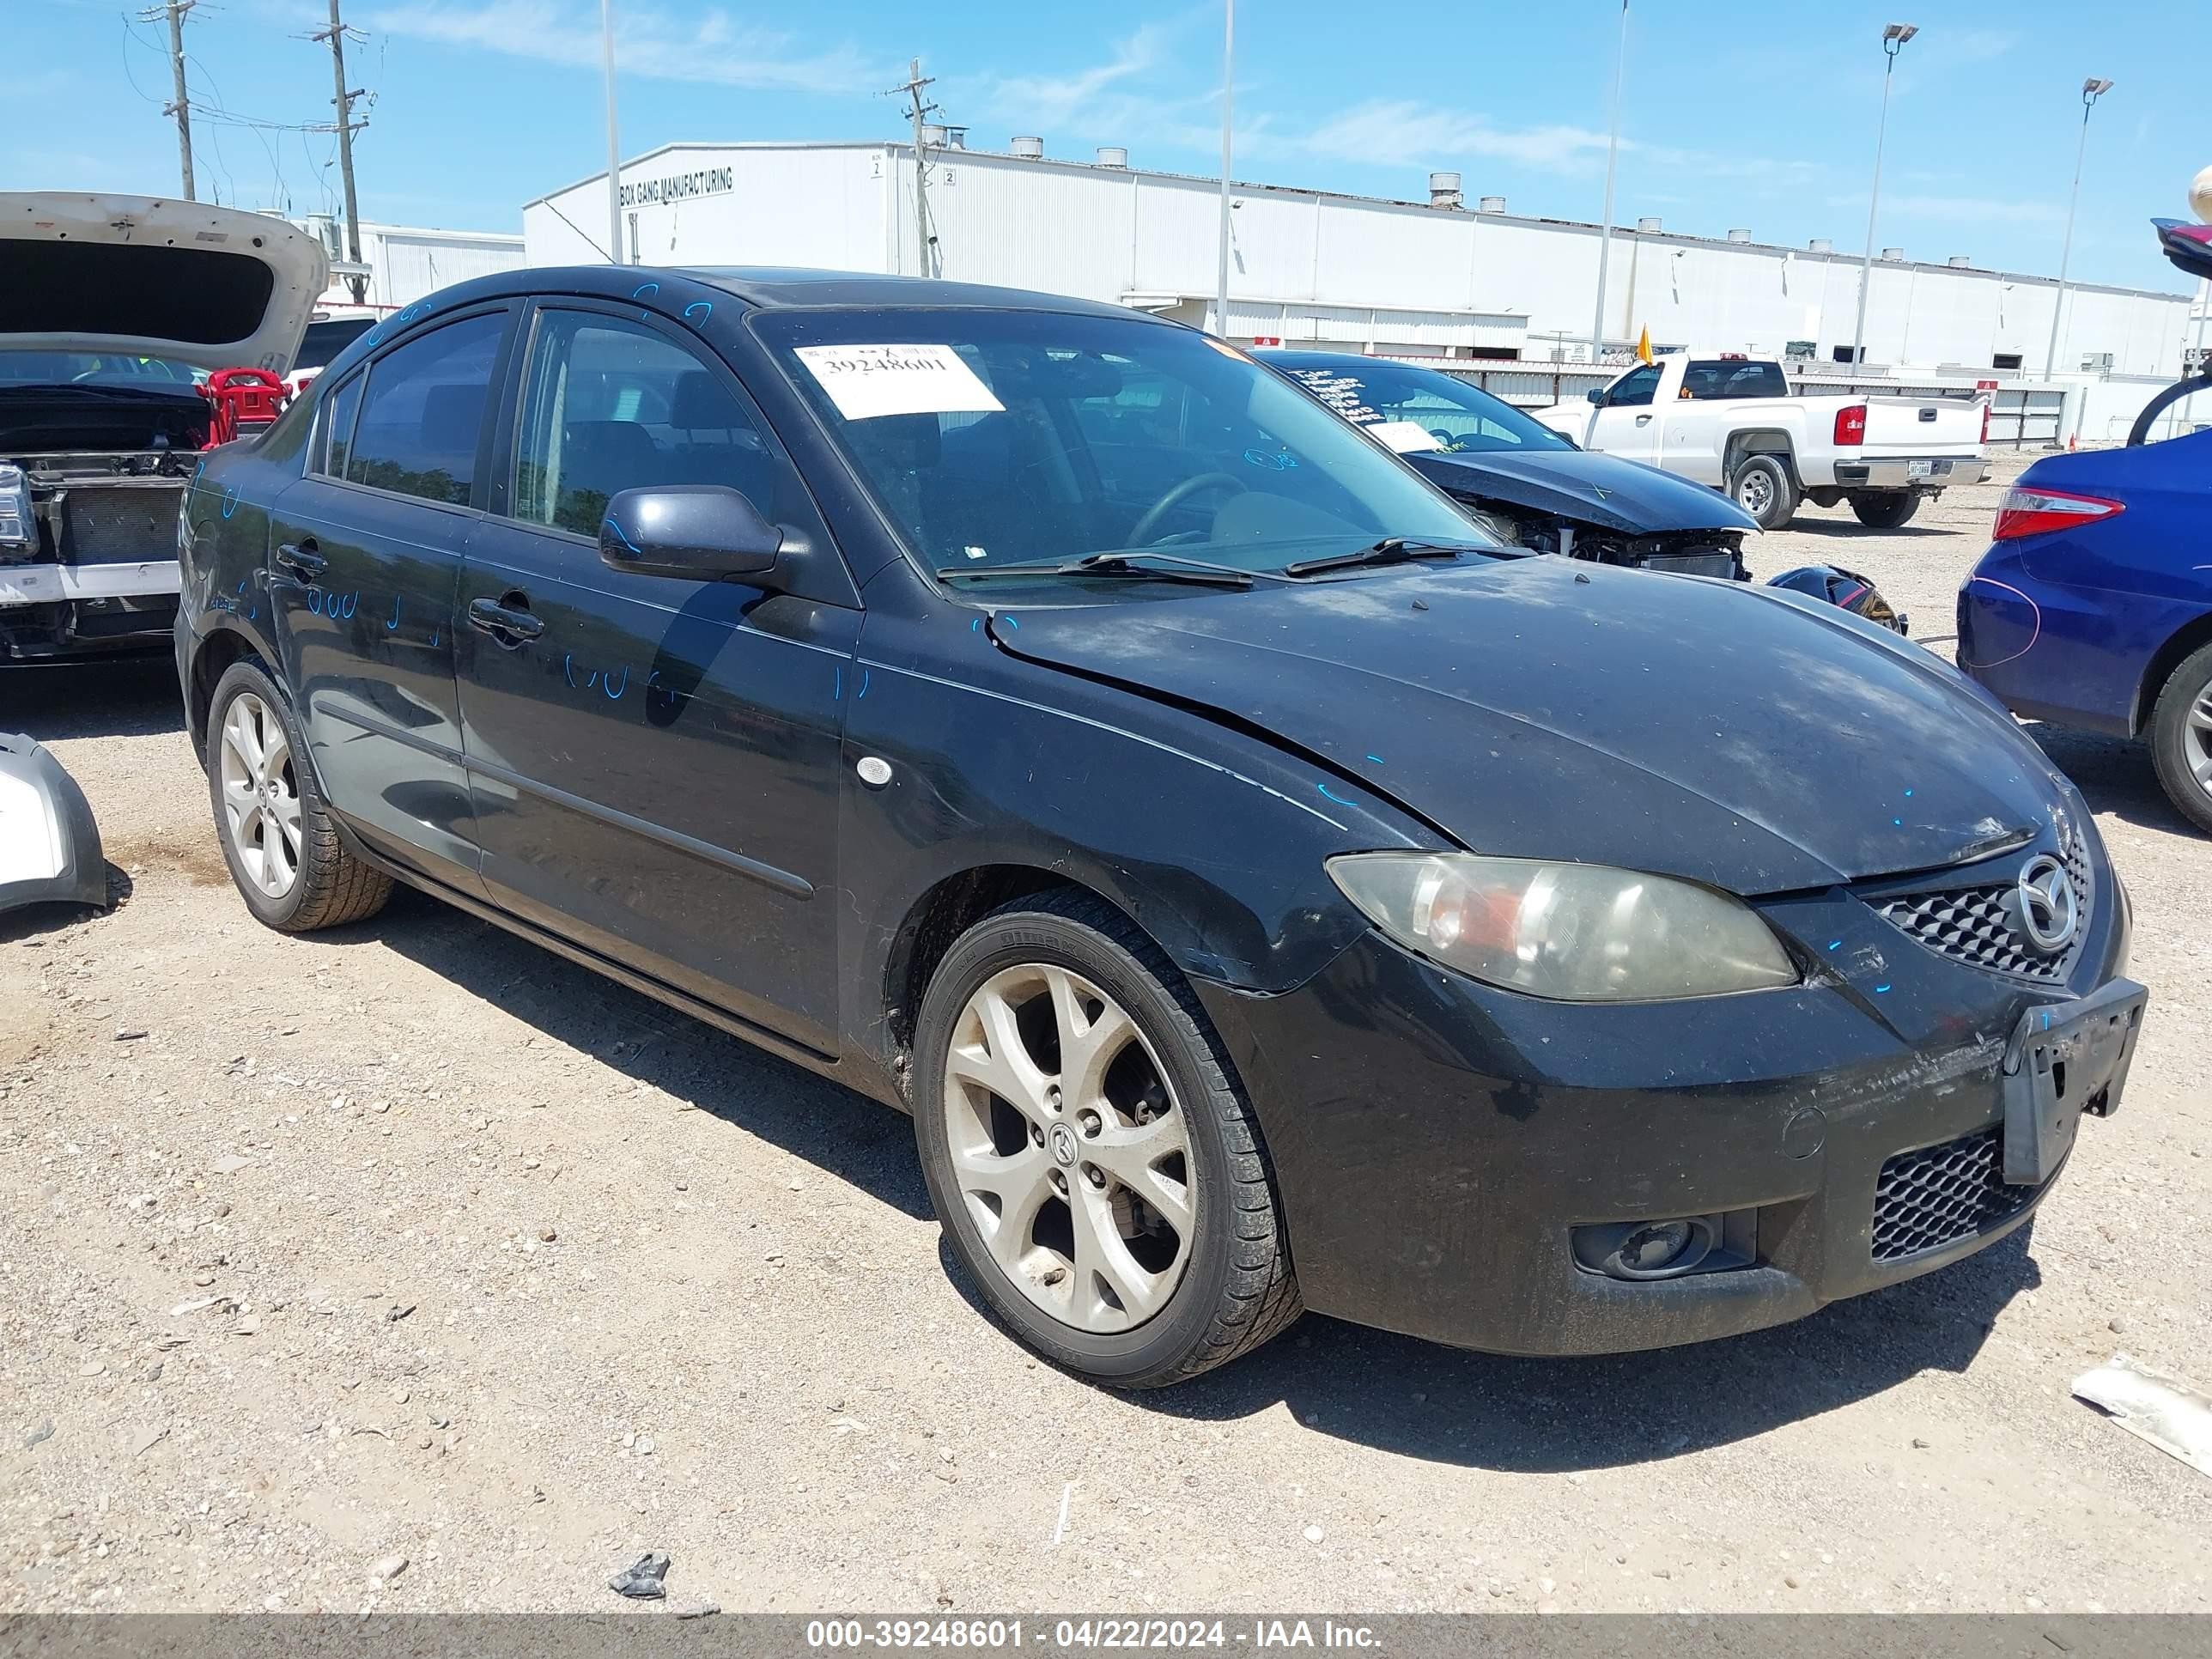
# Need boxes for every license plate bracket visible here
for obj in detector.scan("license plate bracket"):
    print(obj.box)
[1906,458,1943,480]
[2001,977,2148,1186]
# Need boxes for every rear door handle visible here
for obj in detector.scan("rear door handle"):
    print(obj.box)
[468,593,544,645]
[275,538,325,578]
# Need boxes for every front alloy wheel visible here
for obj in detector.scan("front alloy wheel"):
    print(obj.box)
[218,690,301,899]
[913,891,1300,1387]
[941,963,1194,1332]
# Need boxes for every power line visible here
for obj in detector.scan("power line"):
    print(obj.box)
[307,0,371,302]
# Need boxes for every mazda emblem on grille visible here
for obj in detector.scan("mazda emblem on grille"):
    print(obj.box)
[2013,854,2079,955]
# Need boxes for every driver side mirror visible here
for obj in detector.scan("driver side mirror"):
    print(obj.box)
[599,485,782,582]
[1585,387,1607,406]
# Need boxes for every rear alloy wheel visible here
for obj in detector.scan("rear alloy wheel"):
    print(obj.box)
[204,658,392,932]
[913,891,1299,1387]
[2148,641,2212,836]
[1729,454,1796,530]
[1847,489,1921,529]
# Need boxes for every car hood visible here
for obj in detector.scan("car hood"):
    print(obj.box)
[987,556,2074,894]
[0,193,326,374]
[1407,447,1756,537]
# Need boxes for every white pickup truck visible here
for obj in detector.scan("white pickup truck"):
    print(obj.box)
[1534,352,1988,531]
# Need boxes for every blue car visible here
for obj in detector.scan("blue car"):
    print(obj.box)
[1957,434,2212,834]
[1957,216,2212,836]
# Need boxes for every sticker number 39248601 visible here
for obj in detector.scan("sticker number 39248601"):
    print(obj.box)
[793,343,1006,422]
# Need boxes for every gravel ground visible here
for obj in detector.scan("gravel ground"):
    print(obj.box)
[3,450,2209,1616]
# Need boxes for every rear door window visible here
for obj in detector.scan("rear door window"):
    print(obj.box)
[344,314,504,505]
[1682,360,1789,399]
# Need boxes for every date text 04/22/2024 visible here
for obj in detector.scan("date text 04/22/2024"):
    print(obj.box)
[803,1620,1382,1650]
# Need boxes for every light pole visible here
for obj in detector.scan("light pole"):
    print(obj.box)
[1589,0,1629,364]
[1849,21,1917,370]
[1214,0,1234,339]
[601,0,622,264]
[2043,77,2115,379]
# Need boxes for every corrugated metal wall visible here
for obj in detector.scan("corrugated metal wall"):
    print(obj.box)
[523,144,2194,379]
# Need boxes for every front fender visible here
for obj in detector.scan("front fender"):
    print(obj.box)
[834,640,1439,1081]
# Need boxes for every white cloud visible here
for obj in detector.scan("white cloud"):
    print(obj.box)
[982,22,1176,128]
[367,0,889,95]
[1290,100,1618,173]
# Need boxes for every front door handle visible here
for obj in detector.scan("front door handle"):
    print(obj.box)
[1634,414,1653,427]
[468,593,544,645]
[276,538,325,578]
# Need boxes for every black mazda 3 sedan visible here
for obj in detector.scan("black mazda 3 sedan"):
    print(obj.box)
[175,267,2146,1387]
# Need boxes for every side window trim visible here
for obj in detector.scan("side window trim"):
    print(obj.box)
[316,370,364,477]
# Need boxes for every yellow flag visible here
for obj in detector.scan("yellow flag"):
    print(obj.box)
[1635,326,1654,365]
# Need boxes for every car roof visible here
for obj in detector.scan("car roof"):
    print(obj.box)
[413,264,1152,322]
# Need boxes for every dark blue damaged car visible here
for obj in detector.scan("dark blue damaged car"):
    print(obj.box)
[177,267,2147,1388]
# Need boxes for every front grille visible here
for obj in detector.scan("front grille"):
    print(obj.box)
[1871,1125,2033,1262]
[1874,836,2094,986]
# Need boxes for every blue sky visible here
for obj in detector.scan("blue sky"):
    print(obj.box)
[15,0,2209,294]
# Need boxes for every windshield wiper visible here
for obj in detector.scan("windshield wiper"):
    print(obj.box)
[1281,538,1481,578]
[935,551,1255,588]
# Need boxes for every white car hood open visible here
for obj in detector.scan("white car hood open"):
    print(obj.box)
[2,193,328,374]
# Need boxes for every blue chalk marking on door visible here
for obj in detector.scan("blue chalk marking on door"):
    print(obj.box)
[387,595,403,630]
[1316,782,1357,806]
[602,666,628,700]
[632,282,660,300]
[1827,939,1842,951]
[833,665,842,702]
[1873,984,1891,994]
[683,301,712,322]
[563,653,577,688]
[337,592,358,619]
[428,629,440,648]
[1001,614,1018,629]
[970,617,981,632]
[1365,754,1383,764]
[220,488,240,520]
[857,668,870,700]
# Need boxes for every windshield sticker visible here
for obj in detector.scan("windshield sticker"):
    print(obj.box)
[1364,420,1443,454]
[794,343,1005,422]
[1285,368,1381,426]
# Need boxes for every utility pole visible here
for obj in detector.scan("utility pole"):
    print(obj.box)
[1850,22,1917,370]
[1215,0,1233,340]
[601,0,623,263]
[2044,77,2115,380]
[884,59,939,277]
[143,0,197,200]
[313,0,369,303]
[1588,0,1627,363]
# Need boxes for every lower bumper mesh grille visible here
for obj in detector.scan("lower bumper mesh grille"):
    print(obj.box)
[1871,1125,2034,1262]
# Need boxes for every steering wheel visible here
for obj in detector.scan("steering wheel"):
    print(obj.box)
[1127,471,1247,545]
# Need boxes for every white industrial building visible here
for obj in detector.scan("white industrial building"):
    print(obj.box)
[523,139,2197,386]
[293,216,526,315]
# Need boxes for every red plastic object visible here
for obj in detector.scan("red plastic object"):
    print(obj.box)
[1832,403,1867,447]
[201,368,289,444]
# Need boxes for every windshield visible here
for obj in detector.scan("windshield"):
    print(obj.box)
[756,309,1486,577]
[1266,356,1572,455]
[0,350,203,390]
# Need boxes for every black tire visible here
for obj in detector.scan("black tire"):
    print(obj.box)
[912,890,1300,1388]
[1729,453,1797,530]
[204,657,392,932]
[1847,489,1922,529]
[2148,641,2212,836]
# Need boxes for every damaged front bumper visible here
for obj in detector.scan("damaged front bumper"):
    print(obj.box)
[0,732,106,915]
[1194,872,2135,1358]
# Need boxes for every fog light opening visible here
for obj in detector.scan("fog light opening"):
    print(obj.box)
[1572,1213,1745,1281]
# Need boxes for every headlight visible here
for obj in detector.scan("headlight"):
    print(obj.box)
[1327,852,1799,1002]
[0,464,33,554]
